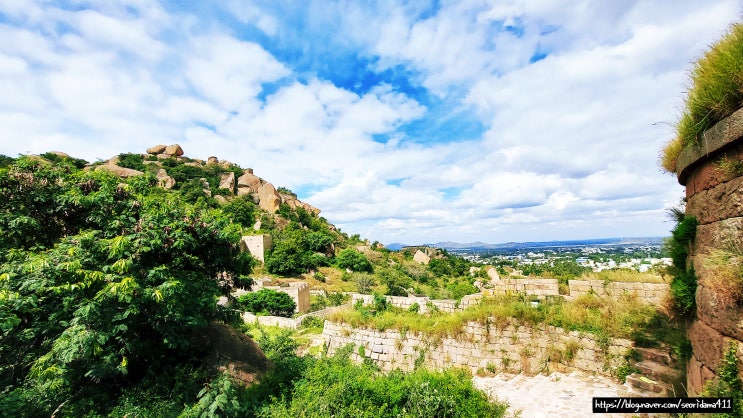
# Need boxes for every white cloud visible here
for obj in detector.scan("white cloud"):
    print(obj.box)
[185,34,289,111]
[0,0,736,244]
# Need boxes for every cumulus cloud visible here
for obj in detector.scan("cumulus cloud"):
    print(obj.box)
[0,0,738,244]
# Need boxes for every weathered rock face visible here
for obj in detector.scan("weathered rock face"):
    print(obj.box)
[164,144,184,156]
[676,108,743,395]
[207,156,219,164]
[237,172,262,193]
[280,193,321,215]
[219,172,236,194]
[147,144,167,154]
[156,169,176,189]
[413,250,430,265]
[258,182,281,213]
[195,322,273,386]
[95,163,143,178]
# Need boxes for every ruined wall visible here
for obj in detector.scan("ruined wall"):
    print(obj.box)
[485,278,560,297]
[674,107,743,395]
[568,280,670,305]
[348,278,669,313]
[323,320,632,377]
[241,234,273,263]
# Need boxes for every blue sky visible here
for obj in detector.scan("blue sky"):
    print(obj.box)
[0,0,740,244]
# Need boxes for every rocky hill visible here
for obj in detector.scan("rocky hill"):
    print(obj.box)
[88,143,319,216]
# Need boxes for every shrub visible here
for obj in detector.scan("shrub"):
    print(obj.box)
[260,346,507,417]
[701,242,743,309]
[666,211,698,316]
[352,273,377,294]
[662,23,743,172]
[337,248,373,272]
[701,342,743,417]
[236,289,296,317]
[116,153,146,171]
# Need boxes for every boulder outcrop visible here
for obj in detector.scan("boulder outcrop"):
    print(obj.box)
[413,250,430,265]
[156,169,175,189]
[95,163,143,178]
[164,144,184,156]
[258,182,282,213]
[219,172,236,194]
[195,322,272,386]
[147,144,167,154]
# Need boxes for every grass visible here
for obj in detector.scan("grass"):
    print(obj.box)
[327,293,663,343]
[577,269,668,284]
[701,245,743,309]
[661,23,743,173]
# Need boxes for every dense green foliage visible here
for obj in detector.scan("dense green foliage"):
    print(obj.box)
[237,289,296,317]
[336,248,373,273]
[662,23,743,172]
[263,346,506,418]
[0,155,252,416]
[265,222,335,276]
[666,211,698,316]
[701,342,743,418]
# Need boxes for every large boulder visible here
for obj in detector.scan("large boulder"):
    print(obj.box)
[194,322,273,386]
[156,169,176,189]
[164,144,184,156]
[258,182,282,213]
[47,151,70,158]
[220,172,236,194]
[95,163,143,178]
[237,172,262,193]
[207,156,219,164]
[413,250,430,265]
[147,144,167,154]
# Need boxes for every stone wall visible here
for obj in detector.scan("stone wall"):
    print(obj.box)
[568,280,670,305]
[350,293,482,313]
[485,278,560,297]
[674,107,743,395]
[349,278,669,313]
[323,320,632,377]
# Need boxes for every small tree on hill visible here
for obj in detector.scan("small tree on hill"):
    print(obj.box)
[236,289,296,317]
[336,248,373,273]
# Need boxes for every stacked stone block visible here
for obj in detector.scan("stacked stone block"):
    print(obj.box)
[674,107,743,395]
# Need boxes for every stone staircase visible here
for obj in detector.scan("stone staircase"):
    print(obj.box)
[623,346,685,397]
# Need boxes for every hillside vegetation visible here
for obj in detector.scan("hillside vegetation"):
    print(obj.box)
[662,22,743,172]
[0,150,506,417]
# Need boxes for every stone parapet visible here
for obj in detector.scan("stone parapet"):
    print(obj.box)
[568,280,670,305]
[323,320,633,377]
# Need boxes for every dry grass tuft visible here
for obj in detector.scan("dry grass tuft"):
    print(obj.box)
[701,245,743,309]
[579,269,668,284]
[661,22,743,173]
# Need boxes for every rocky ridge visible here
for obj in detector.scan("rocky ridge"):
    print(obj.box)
[93,144,319,215]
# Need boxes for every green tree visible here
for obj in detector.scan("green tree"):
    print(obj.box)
[337,248,373,273]
[0,159,252,415]
[236,289,296,317]
[376,266,412,296]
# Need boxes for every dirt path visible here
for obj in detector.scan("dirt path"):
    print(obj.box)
[473,371,661,418]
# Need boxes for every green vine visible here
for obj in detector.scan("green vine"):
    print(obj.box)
[667,209,698,317]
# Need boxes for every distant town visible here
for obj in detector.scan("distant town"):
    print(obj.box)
[400,237,671,274]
